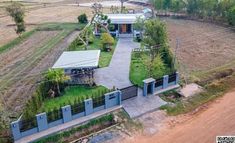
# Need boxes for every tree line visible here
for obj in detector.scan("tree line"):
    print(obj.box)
[150,0,235,25]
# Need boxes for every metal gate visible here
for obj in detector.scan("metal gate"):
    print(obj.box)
[120,85,138,101]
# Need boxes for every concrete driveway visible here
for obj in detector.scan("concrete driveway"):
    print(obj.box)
[94,38,140,89]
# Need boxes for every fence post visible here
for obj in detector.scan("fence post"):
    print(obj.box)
[163,75,169,89]
[10,121,21,140]
[36,113,48,132]
[84,99,93,116]
[150,81,155,94]
[143,82,148,96]
[118,90,122,105]
[176,72,180,84]
[62,105,72,123]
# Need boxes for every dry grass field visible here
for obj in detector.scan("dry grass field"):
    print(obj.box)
[165,18,235,80]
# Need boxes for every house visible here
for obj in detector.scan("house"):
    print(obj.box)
[52,50,100,85]
[94,13,146,38]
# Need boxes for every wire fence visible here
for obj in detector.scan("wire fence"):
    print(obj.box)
[47,109,63,123]
[19,117,37,132]
[93,95,105,108]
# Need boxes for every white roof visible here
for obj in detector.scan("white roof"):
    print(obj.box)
[52,50,100,69]
[106,13,145,24]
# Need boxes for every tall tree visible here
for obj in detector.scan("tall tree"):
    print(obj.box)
[119,0,128,13]
[6,2,25,36]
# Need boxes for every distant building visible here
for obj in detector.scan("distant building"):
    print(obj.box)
[94,13,146,38]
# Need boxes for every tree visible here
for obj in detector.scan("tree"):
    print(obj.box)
[133,16,145,39]
[228,6,235,25]
[44,69,67,97]
[78,13,88,24]
[152,54,166,78]
[143,19,168,60]
[100,33,115,52]
[119,0,128,13]
[6,2,25,36]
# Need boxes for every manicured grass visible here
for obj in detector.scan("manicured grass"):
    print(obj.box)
[160,74,235,115]
[40,86,108,112]
[129,52,148,87]
[0,30,36,54]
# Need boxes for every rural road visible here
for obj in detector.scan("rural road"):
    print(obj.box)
[123,89,235,143]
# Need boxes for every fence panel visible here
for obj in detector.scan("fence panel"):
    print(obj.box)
[155,77,163,87]
[71,102,85,115]
[47,109,63,123]
[93,96,105,108]
[168,73,176,83]
[120,85,138,101]
[19,117,37,132]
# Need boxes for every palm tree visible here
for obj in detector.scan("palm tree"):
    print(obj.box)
[44,69,67,96]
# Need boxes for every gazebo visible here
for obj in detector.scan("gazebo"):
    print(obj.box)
[52,50,100,85]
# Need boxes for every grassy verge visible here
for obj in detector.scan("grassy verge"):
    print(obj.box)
[40,86,108,112]
[33,114,114,143]
[68,36,118,68]
[160,74,235,115]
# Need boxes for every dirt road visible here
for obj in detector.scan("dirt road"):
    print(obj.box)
[124,89,235,143]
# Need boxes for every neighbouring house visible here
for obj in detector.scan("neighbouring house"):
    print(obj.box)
[52,50,100,85]
[94,13,146,38]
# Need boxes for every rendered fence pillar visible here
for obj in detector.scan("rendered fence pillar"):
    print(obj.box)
[143,82,147,97]
[11,121,21,140]
[163,75,169,89]
[143,78,155,96]
[176,71,180,84]
[116,30,118,38]
[84,99,93,116]
[118,90,122,105]
[36,113,48,132]
[62,105,72,123]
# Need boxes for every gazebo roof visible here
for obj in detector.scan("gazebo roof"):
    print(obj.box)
[52,50,100,69]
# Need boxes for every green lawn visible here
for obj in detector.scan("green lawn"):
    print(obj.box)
[130,52,148,87]
[69,36,118,68]
[40,86,108,112]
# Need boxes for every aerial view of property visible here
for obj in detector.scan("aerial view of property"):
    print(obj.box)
[0,0,235,143]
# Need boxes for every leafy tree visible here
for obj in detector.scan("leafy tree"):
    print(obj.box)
[143,19,168,60]
[100,33,115,51]
[78,13,88,24]
[133,16,145,39]
[6,2,25,36]
[152,54,166,78]
[228,6,235,25]
[44,69,68,97]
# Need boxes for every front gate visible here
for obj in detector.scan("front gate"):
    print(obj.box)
[120,85,138,101]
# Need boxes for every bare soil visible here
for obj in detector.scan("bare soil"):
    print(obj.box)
[165,18,235,74]
[122,89,235,143]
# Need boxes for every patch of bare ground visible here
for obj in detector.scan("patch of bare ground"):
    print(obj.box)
[165,18,235,74]
[123,89,235,143]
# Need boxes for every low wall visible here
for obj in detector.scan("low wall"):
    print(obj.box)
[143,72,179,96]
[11,90,122,141]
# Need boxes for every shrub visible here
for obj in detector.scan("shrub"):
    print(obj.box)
[100,33,114,52]
[77,13,88,24]
[228,6,235,26]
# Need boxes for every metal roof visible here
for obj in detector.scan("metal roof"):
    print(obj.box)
[52,50,100,69]
[106,13,145,24]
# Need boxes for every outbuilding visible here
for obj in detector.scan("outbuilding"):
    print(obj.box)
[52,50,100,85]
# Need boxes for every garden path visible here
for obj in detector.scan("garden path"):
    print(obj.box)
[94,38,139,89]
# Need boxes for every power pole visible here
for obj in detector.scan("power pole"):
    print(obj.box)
[173,38,180,68]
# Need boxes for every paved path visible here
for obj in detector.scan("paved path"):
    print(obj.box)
[94,38,140,89]
[122,88,167,118]
[15,106,122,143]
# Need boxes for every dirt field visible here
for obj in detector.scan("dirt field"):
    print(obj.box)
[164,18,235,77]
[0,0,140,47]
[122,89,235,143]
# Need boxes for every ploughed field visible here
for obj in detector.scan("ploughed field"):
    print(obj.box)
[0,29,80,115]
[165,18,235,78]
